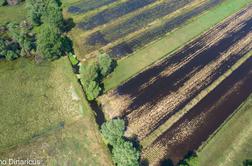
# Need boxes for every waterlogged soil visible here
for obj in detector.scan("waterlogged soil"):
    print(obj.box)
[142,57,252,165]
[109,0,223,57]
[100,5,252,139]
[67,0,116,14]
[77,0,156,30]
[84,0,195,53]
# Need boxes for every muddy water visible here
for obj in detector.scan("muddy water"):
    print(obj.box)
[146,57,252,165]
[116,9,252,114]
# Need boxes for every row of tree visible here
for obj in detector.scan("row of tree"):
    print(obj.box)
[101,119,140,166]
[79,52,115,100]
[0,0,72,61]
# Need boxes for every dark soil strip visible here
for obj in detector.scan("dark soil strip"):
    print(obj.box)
[117,14,252,113]
[67,0,116,14]
[77,0,156,30]
[86,0,194,46]
[109,0,223,57]
[147,57,252,165]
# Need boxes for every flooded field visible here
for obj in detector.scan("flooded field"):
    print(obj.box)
[142,57,252,165]
[76,0,225,57]
[99,5,252,164]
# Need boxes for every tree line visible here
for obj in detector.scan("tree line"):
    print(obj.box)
[0,0,72,61]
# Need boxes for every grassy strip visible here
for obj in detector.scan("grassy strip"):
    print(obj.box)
[103,0,252,91]
[0,2,26,25]
[141,51,252,148]
[198,91,252,166]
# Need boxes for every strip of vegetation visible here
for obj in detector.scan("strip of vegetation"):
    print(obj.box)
[77,0,155,30]
[103,0,252,91]
[198,92,252,166]
[109,0,222,57]
[141,50,252,148]
[101,118,140,166]
[79,52,116,101]
[0,0,72,62]
[87,0,193,45]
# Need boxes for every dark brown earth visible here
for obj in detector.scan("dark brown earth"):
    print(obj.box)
[143,57,252,165]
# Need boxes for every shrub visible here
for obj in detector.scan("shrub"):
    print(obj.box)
[36,24,63,60]
[0,0,6,6]
[112,139,140,166]
[98,53,114,77]
[101,118,125,145]
[179,153,199,166]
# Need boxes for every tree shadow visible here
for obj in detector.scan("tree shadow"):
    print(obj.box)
[63,18,76,32]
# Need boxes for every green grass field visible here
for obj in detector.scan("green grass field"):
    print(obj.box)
[103,0,252,91]
[0,57,112,165]
[198,94,252,166]
[0,3,26,25]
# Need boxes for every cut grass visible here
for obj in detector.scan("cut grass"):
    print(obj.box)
[0,57,112,165]
[103,0,252,91]
[0,2,26,25]
[198,93,252,166]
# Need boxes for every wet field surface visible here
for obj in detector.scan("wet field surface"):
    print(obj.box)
[109,0,223,57]
[147,57,252,164]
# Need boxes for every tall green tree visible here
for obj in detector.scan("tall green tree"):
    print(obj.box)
[101,118,125,145]
[179,153,199,166]
[112,139,140,166]
[7,22,33,57]
[0,0,6,6]
[98,53,114,77]
[26,0,48,25]
[36,23,63,60]
[42,0,64,30]
[80,62,101,100]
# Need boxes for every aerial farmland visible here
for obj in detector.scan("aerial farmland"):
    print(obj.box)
[0,0,252,165]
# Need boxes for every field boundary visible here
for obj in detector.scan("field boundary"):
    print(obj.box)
[197,87,252,153]
[103,0,252,91]
[141,51,252,148]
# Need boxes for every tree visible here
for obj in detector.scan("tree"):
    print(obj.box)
[41,0,64,30]
[7,22,33,57]
[0,0,6,6]
[98,53,114,77]
[26,0,47,25]
[101,118,125,145]
[112,139,140,166]
[0,38,19,60]
[36,23,63,60]
[80,62,99,83]
[83,80,101,101]
[0,38,7,56]
[79,62,101,100]
[179,153,199,166]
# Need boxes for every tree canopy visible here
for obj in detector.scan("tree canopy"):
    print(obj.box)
[101,118,125,145]
[112,139,140,166]
[98,53,114,77]
[36,24,63,60]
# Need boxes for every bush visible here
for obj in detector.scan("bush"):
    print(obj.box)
[36,24,63,60]
[81,80,101,101]
[101,118,125,145]
[112,139,140,166]
[0,38,19,60]
[0,0,6,6]
[80,62,101,100]
[179,153,199,166]
[98,53,114,77]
